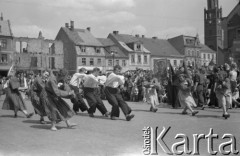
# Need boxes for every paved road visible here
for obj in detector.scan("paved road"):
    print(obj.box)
[0,95,240,156]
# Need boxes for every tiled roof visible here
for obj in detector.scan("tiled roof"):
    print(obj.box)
[0,20,13,37]
[139,37,183,57]
[111,33,140,44]
[200,43,216,53]
[62,27,102,46]
[98,38,128,58]
[97,38,114,46]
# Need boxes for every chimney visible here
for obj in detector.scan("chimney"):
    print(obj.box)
[152,36,158,39]
[142,35,145,38]
[65,23,69,28]
[70,21,74,30]
[113,31,119,35]
[135,34,139,38]
[87,27,91,32]
[0,13,3,21]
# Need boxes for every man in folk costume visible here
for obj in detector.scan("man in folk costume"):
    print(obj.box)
[2,67,34,118]
[178,74,199,116]
[105,65,135,121]
[69,68,89,113]
[194,68,207,108]
[83,68,110,117]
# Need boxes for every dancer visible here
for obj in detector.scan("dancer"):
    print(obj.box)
[83,68,110,117]
[105,65,135,121]
[143,78,159,112]
[29,71,49,124]
[215,67,231,119]
[45,71,76,131]
[69,68,89,113]
[2,71,33,118]
[178,74,199,116]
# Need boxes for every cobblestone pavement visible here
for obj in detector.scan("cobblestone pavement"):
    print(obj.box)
[0,95,240,156]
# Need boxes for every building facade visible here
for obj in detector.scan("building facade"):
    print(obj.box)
[56,22,107,74]
[13,32,64,73]
[168,35,201,67]
[0,14,14,76]
[200,44,217,66]
[108,32,151,71]
[98,38,128,72]
[139,36,184,71]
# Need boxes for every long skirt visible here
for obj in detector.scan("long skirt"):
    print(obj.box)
[2,87,27,112]
[46,93,75,122]
[178,90,197,108]
[29,90,47,117]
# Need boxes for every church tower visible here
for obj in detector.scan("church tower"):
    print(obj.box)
[204,0,223,52]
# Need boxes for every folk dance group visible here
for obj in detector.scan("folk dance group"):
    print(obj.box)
[1,62,235,131]
[1,65,135,131]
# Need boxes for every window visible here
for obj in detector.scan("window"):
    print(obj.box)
[108,60,112,66]
[136,44,141,51]
[90,58,94,66]
[174,60,177,66]
[138,55,141,64]
[81,46,86,52]
[82,58,86,65]
[209,30,212,36]
[116,60,119,65]
[212,54,215,60]
[48,57,55,69]
[180,60,183,65]
[144,55,147,64]
[208,54,210,59]
[1,39,7,49]
[31,57,38,67]
[49,43,53,54]
[131,54,135,63]
[0,25,1,33]
[122,60,126,66]
[237,29,240,39]
[96,47,100,53]
[0,54,7,63]
[203,54,206,59]
[97,58,101,65]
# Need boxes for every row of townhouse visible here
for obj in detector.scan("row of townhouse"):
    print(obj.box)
[0,15,217,76]
[55,21,217,74]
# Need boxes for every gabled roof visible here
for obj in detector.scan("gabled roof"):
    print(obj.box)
[168,35,185,54]
[61,27,102,46]
[139,37,183,57]
[200,43,216,53]
[223,2,240,22]
[0,20,13,37]
[110,33,140,44]
[97,38,128,58]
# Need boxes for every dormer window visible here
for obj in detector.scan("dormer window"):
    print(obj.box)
[136,44,141,51]
[81,46,86,52]
[96,47,100,53]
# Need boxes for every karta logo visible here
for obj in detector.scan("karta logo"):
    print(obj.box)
[142,126,239,155]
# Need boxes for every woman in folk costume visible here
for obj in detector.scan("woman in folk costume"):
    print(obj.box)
[178,74,199,116]
[143,78,160,112]
[2,69,34,118]
[44,70,76,131]
[29,70,50,124]
[18,72,28,99]
[215,66,231,119]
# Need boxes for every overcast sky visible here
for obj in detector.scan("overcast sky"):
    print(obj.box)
[0,0,238,42]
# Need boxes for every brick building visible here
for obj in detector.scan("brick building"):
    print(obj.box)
[56,21,107,73]
[13,32,64,73]
[0,13,14,76]
[107,31,151,71]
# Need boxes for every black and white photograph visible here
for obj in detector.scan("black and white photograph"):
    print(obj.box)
[0,0,240,155]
